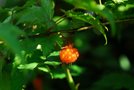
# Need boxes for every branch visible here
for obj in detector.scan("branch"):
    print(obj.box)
[19,18,134,39]
[69,18,134,32]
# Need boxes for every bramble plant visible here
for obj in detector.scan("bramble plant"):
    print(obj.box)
[0,0,134,90]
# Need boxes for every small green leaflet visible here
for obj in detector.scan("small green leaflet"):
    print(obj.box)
[17,62,38,70]
[44,61,61,66]
[38,67,50,73]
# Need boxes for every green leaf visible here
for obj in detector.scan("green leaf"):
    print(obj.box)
[50,65,84,79]
[17,62,38,70]
[51,69,66,79]
[16,6,49,24]
[0,23,23,59]
[48,51,59,57]
[38,66,54,78]
[118,4,134,11]
[113,0,126,4]
[40,0,54,20]
[69,65,85,76]
[38,66,50,73]
[52,72,66,79]
[66,11,108,45]
[65,0,115,36]
[3,16,12,23]
[23,0,35,7]
[44,61,61,66]
[99,7,116,36]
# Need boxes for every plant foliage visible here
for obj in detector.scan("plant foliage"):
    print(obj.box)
[0,0,134,90]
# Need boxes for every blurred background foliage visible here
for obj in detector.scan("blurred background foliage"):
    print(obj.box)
[0,0,134,90]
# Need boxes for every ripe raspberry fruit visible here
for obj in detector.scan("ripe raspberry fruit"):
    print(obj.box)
[33,77,43,90]
[60,44,79,64]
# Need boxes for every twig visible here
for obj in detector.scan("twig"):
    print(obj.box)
[18,18,134,39]
[62,64,77,90]
[55,14,66,24]
[53,18,134,33]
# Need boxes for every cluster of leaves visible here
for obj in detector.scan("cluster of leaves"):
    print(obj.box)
[0,0,134,90]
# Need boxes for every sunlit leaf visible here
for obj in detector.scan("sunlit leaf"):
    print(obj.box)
[113,0,126,3]
[51,69,66,79]
[118,4,134,11]
[48,51,60,57]
[119,55,131,71]
[69,65,85,76]
[52,72,66,79]
[38,66,50,73]
[44,61,61,66]
[18,62,38,70]
[3,16,12,23]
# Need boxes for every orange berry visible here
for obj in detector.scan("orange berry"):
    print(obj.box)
[33,77,43,90]
[60,44,79,64]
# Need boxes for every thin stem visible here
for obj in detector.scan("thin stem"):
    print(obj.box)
[62,64,77,90]
[17,18,134,40]
[55,14,66,24]
[99,0,102,5]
